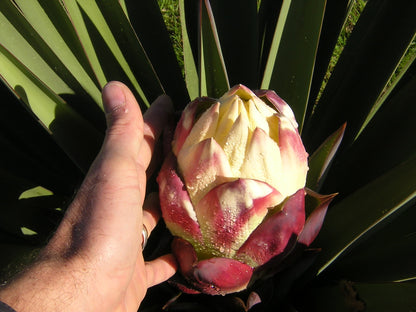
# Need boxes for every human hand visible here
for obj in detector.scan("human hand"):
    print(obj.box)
[0,82,177,312]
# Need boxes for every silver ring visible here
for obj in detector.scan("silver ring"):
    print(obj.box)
[142,225,149,250]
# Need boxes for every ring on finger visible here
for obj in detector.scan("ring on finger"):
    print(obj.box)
[142,224,149,250]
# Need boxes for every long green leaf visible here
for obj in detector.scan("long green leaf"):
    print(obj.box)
[0,80,82,194]
[12,0,102,104]
[125,0,189,107]
[261,0,326,131]
[199,0,229,98]
[208,0,258,89]
[0,0,106,132]
[258,0,282,82]
[314,154,416,275]
[304,0,416,152]
[96,0,166,107]
[0,1,73,97]
[306,0,353,117]
[62,0,107,87]
[323,59,416,197]
[0,45,102,172]
[180,0,199,101]
[322,202,416,283]
[358,34,416,137]
[306,123,346,191]
[73,0,149,107]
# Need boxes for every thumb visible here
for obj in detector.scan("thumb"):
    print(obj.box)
[101,81,144,159]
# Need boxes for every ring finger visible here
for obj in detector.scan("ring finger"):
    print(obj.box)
[141,193,161,249]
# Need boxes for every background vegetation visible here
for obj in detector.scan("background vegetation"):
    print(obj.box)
[1,0,416,310]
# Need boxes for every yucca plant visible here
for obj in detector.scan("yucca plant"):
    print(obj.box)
[1,0,416,310]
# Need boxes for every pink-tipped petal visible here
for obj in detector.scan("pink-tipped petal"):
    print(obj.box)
[298,189,336,246]
[247,292,262,310]
[171,238,253,295]
[173,97,217,155]
[236,189,306,267]
[278,118,309,196]
[173,99,199,155]
[157,154,203,244]
[179,101,220,154]
[224,84,256,101]
[193,257,253,295]
[178,138,233,204]
[195,179,283,258]
[255,89,298,129]
[171,237,199,276]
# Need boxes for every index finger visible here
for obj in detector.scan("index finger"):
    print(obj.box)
[138,95,174,171]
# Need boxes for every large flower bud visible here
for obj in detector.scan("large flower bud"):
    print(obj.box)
[158,85,325,295]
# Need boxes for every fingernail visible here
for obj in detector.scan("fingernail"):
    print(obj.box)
[102,82,126,114]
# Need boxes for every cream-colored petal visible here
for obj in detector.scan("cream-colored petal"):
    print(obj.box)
[222,114,250,176]
[278,117,309,196]
[178,138,233,204]
[240,128,283,191]
[181,102,220,152]
[252,96,276,118]
[246,98,270,134]
[215,96,240,148]
[266,114,280,144]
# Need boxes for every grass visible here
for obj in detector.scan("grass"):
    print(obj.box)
[158,0,368,88]
[316,0,367,103]
[157,0,415,104]
[157,0,184,72]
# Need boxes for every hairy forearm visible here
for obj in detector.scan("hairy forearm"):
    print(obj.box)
[0,256,95,312]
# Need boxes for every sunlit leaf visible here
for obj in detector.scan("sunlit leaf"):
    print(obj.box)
[0,1,73,96]
[96,0,165,107]
[304,0,416,151]
[261,0,326,130]
[74,0,150,107]
[12,0,102,104]
[199,0,229,98]
[180,0,199,101]
[0,45,102,172]
[125,0,189,107]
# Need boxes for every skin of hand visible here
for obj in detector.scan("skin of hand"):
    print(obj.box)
[0,81,178,312]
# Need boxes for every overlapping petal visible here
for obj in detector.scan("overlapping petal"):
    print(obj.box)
[195,178,283,258]
[157,153,203,245]
[298,189,336,246]
[240,127,283,195]
[172,238,253,295]
[173,97,218,155]
[158,85,329,296]
[236,189,306,267]
[177,137,233,204]
[255,89,299,129]
[278,117,309,196]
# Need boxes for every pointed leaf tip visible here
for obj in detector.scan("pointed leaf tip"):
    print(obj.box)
[306,123,347,190]
[299,189,337,246]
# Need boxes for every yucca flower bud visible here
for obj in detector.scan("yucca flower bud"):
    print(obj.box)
[158,85,327,295]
